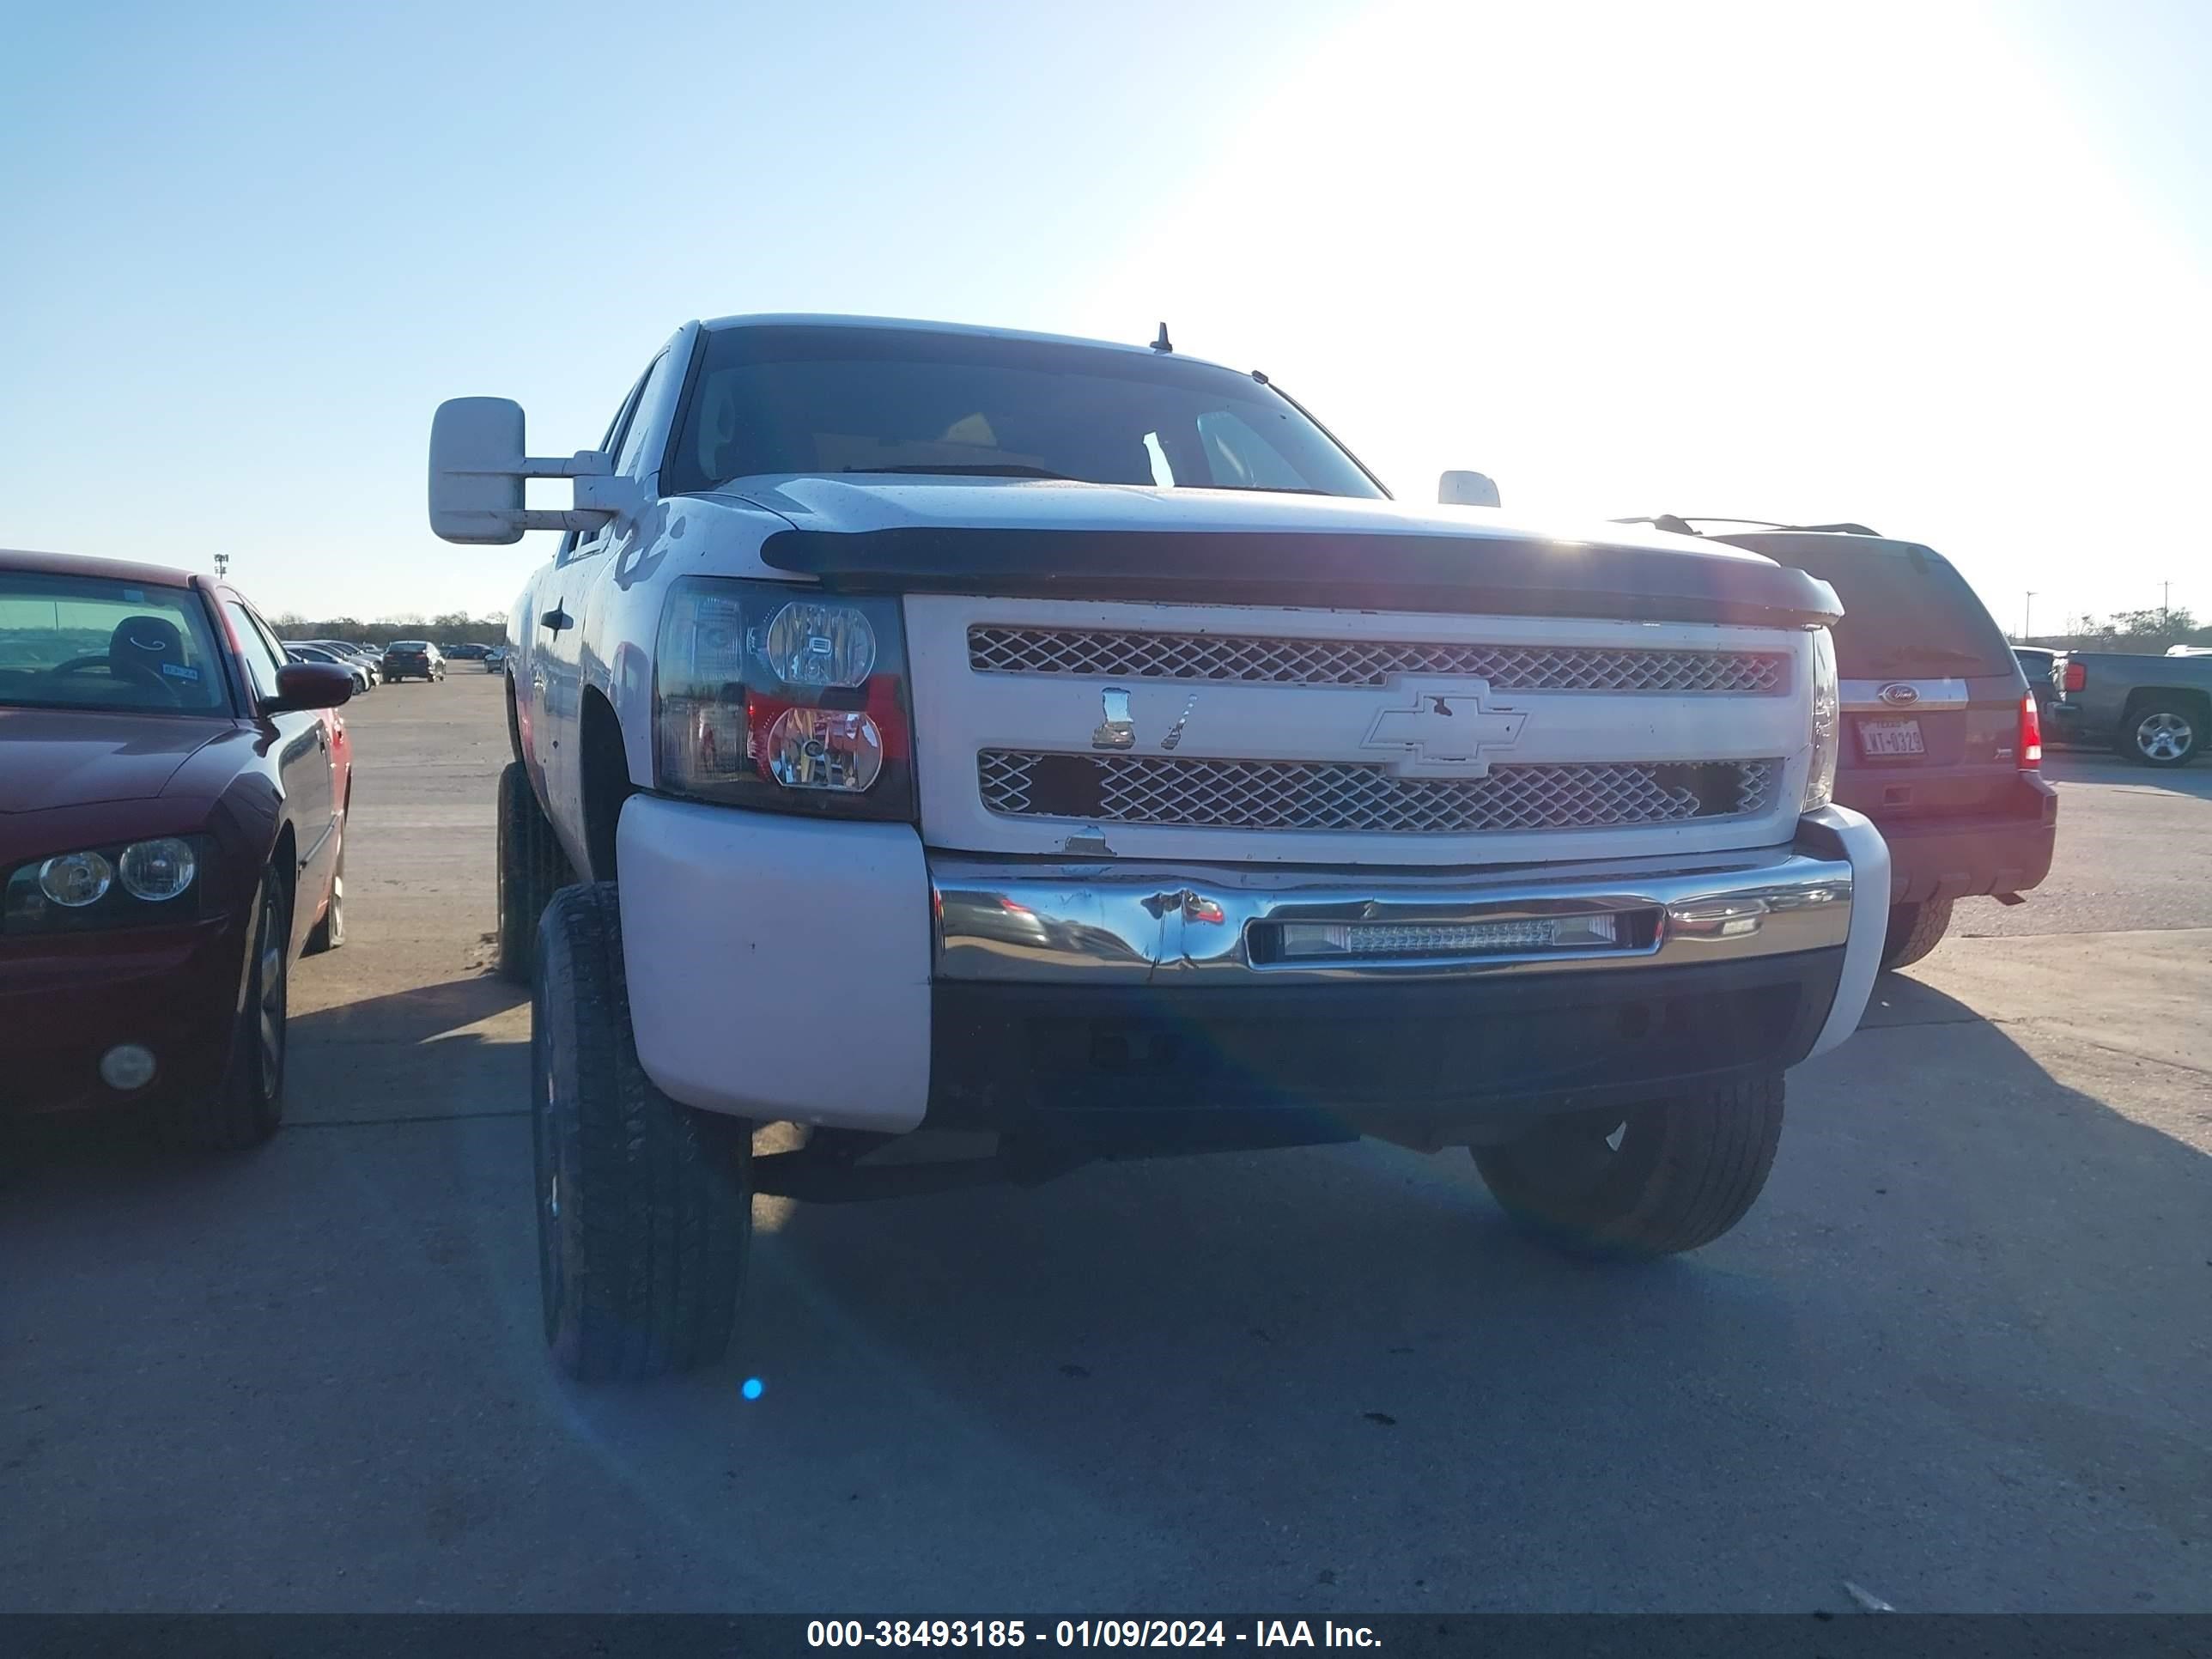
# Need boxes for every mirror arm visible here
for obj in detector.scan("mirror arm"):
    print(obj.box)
[453,453,635,534]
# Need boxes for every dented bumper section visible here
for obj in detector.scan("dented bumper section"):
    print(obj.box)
[617,792,1887,1142]
[931,844,1856,986]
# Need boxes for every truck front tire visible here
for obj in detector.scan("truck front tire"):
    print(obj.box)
[497,762,570,984]
[532,882,753,1381]
[1472,1074,1784,1258]
[1880,896,1953,971]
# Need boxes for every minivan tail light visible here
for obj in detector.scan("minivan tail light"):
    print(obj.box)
[2063,659,2086,692]
[2019,690,2042,768]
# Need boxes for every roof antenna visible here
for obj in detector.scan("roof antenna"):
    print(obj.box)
[1151,321,1172,354]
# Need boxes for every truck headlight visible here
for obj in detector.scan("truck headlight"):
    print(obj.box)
[653,579,915,821]
[1802,627,1839,811]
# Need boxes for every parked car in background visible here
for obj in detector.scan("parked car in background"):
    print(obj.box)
[310,641,382,685]
[2014,647,2057,723]
[445,642,489,660]
[286,642,372,694]
[482,646,507,672]
[2049,648,2212,766]
[381,640,445,682]
[1627,518,2055,970]
[0,548,354,1146]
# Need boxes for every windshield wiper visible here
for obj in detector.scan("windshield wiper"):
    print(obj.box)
[842,464,1080,481]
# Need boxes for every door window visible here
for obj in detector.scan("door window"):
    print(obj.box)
[224,600,285,702]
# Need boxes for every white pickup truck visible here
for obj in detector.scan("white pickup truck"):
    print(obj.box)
[428,315,1887,1380]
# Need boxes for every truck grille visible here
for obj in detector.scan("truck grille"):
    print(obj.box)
[969,626,1787,695]
[978,752,1778,835]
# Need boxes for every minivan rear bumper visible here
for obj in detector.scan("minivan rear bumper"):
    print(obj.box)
[1871,776,2057,902]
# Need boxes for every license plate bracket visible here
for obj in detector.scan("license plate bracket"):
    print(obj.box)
[1857,718,1925,758]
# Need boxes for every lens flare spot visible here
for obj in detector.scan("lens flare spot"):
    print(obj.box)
[741,1376,765,1401]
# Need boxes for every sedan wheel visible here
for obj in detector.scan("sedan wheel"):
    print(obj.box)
[156,868,289,1150]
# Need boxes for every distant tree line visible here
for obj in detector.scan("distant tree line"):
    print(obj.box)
[2014,606,2207,654]
[270,611,508,648]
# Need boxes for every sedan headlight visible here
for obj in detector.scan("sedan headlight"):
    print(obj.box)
[118,837,198,902]
[4,836,208,933]
[1802,627,1839,811]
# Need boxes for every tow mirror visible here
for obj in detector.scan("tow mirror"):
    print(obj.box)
[266,662,355,714]
[1438,470,1501,508]
[428,397,630,544]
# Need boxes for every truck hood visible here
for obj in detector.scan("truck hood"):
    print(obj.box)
[0,709,232,814]
[712,477,1843,628]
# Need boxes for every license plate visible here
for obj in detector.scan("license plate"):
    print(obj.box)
[1858,718,1925,757]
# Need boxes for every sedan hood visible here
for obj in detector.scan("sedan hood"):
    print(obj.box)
[713,477,1842,628]
[0,709,233,814]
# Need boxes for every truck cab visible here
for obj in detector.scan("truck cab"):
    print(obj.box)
[430,315,1890,1380]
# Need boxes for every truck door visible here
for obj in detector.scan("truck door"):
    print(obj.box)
[541,348,680,863]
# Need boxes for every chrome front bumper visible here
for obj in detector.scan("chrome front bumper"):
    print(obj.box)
[931,840,1854,987]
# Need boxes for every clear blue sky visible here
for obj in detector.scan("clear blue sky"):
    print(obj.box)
[4,0,2207,634]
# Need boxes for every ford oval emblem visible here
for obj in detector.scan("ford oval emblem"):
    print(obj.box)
[1879,683,1920,707]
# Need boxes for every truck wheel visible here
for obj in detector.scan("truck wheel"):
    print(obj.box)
[497,762,569,983]
[1472,1074,1784,1258]
[2125,702,2199,767]
[158,866,289,1151]
[533,882,752,1380]
[1880,896,1952,971]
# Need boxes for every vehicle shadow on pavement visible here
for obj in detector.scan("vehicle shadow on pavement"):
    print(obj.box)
[573,973,2210,1611]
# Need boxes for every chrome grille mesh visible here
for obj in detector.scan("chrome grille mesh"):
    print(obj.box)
[968,626,1787,695]
[978,752,1778,835]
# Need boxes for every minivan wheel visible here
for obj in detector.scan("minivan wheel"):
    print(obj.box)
[2128,704,2199,767]
[1472,1074,1784,1258]
[534,882,752,1380]
[1880,896,1953,971]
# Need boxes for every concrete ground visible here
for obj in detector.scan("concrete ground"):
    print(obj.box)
[3,674,2206,1613]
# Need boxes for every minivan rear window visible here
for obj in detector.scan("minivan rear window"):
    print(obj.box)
[1721,538,2015,678]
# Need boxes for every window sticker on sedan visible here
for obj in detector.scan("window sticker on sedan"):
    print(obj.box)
[160,662,202,682]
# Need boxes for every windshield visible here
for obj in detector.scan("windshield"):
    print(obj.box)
[388,641,430,652]
[0,570,231,714]
[665,325,1385,499]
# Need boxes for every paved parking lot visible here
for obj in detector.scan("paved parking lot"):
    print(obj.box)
[3,672,2208,1613]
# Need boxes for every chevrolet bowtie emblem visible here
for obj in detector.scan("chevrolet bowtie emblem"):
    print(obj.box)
[1362,685,1528,775]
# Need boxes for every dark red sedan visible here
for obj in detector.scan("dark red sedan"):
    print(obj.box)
[1,549,356,1147]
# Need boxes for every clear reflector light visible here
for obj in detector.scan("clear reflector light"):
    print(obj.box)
[40,851,113,908]
[1275,913,1621,961]
[759,601,878,689]
[118,837,198,901]
[761,707,884,791]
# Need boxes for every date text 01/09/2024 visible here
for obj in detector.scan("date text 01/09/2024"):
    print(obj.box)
[805,1621,1382,1649]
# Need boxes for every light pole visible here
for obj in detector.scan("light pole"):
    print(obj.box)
[213,552,230,580]
[2023,591,2035,641]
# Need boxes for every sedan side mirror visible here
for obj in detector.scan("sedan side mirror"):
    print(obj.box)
[267,662,355,714]
[1438,470,1501,508]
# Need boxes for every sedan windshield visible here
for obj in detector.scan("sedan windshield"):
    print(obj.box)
[0,570,230,714]
[665,325,1385,499]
